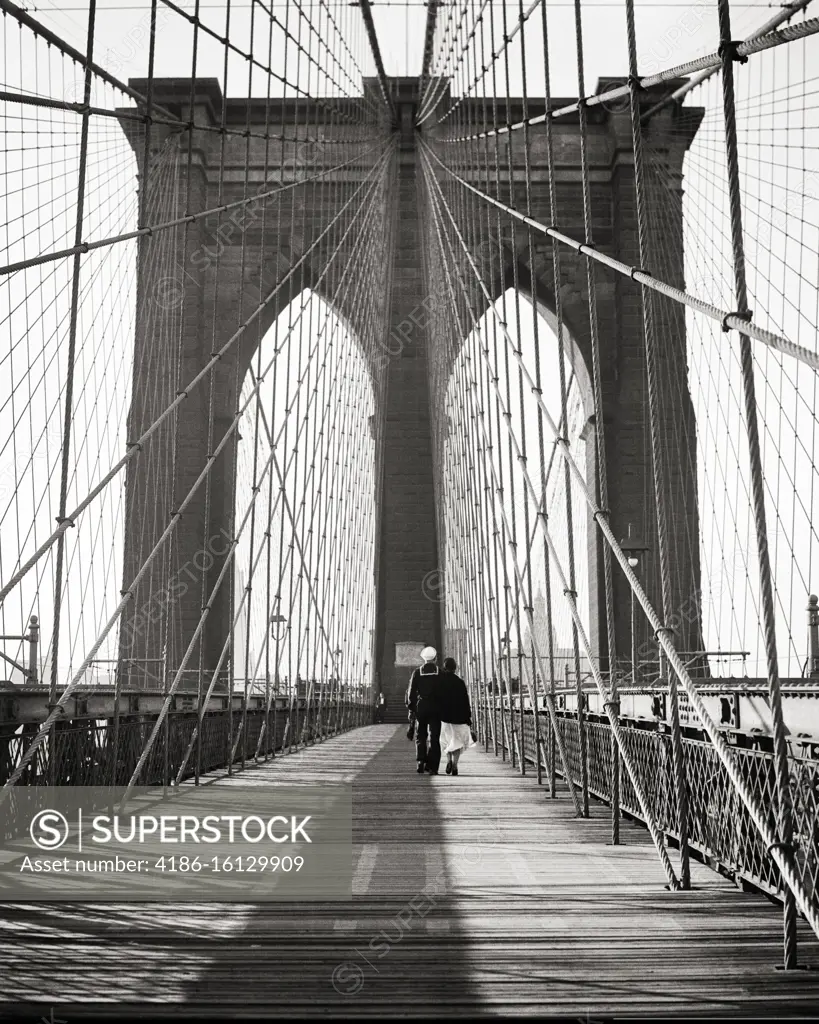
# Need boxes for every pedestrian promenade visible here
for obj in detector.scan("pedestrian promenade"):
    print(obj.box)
[1,724,818,1018]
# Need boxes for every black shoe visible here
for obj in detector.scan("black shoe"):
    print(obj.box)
[445,761,453,775]
[451,766,458,776]
[416,762,425,774]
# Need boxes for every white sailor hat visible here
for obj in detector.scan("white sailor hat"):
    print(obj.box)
[420,646,437,662]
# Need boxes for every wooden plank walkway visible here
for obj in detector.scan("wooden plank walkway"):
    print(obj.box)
[1,724,819,1018]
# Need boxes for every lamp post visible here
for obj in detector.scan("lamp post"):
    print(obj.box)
[628,556,639,683]
[620,525,650,685]
[270,612,287,700]
[334,648,344,728]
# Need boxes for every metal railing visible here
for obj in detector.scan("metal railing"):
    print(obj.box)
[0,698,372,787]
[484,705,819,906]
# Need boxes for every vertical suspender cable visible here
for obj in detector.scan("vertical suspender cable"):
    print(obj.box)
[716,0,798,970]
[571,0,620,840]
[48,0,99,785]
[624,0,691,887]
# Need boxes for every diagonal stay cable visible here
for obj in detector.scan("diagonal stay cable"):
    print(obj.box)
[421,138,819,934]
[0,140,394,612]
[441,11,819,142]
[423,142,819,370]
[358,0,396,123]
[0,143,383,276]
[641,0,814,121]
[2,146,392,794]
[422,153,584,817]
[423,148,672,858]
[172,190,384,781]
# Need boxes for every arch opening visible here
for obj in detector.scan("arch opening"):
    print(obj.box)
[233,288,378,704]
[440,287,596,695]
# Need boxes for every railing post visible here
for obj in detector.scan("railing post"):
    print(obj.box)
[808,595,819,677]
[717,0,797,969]
[26,616,39,685]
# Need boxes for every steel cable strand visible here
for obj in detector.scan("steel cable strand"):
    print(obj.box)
[0,141,395,610]
[418,0,493,127]
[235,11,262,769]
[624,0,691,889]
[717,0,798,967]
[133,373,346,796]
[187,302,365,761]
[423,137,819,936]
[0,144,385,278]
[0,151,393,792]
[422,151,679,880]
[568,0,620,836]
[422,154,584,818]
[642,0,816,121]
[516,0,547,786]
[175,182,386,777]
[425,153,675,839]
[469,0,502,737]
[499,0,529,775]
[429,0,543,128]
[46,0,99,783]
[421,142,819,370]
[416,0,473,124]
[536,0,587,801]
[115,284,363,784]
[441,10,819,143]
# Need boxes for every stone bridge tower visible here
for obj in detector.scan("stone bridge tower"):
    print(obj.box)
[118,76,703,715]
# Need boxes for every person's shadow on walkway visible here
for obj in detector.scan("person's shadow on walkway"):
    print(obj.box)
[179,725,475,1016]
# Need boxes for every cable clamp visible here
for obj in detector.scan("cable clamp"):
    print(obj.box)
[46,703,67,716]
[592,507,611,523]
[654,626,675,641]
[766,839,795,859]
[630,265,649,281]
[627,74,645,92]
[722,309,753,333]
[603,699,621,712]
[126,440,143,452]
[563,588,578,598]
[718,40,749,64]
[56,516,75,528]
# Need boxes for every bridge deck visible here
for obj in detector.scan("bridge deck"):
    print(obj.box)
[2,725,819,1018]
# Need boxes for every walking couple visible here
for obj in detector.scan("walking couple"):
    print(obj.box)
[405,646,476,775]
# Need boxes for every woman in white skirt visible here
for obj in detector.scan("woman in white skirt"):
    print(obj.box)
[439,657,476,776]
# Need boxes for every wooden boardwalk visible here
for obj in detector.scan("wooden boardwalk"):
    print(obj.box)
[2,724,819,1018]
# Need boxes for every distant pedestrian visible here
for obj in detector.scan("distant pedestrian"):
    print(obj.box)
[406,646,443,774]
[439,657,475,776]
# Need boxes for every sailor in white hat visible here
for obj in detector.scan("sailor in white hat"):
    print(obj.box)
[406,646,443,773]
